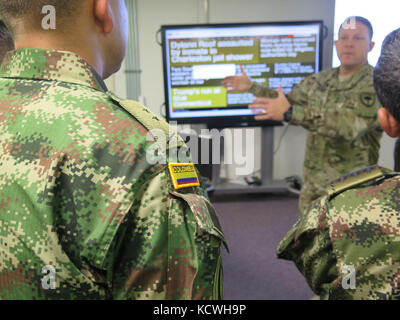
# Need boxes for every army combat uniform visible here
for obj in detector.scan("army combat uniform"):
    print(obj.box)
[250,64,382,215]
[0,48,227,299]
[277,165,400,299]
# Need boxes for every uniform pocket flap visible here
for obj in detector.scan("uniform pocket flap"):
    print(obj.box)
[170,191,229,252]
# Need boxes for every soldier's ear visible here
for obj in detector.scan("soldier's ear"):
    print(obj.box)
[368,41,375,53]
[378,107,400,138]
[94,0,114,34]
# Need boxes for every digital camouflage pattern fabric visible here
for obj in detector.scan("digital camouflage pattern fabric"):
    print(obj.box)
[277,165,400,300]
[250,64,382,216]
[0,48,227,300]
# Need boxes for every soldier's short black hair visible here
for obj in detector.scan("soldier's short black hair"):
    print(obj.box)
[0,20,12,44]
[0,0,80,17]
[0,0,81,33]
[339,16,374,40]
[0,20,14,61]
[373,28,400,122]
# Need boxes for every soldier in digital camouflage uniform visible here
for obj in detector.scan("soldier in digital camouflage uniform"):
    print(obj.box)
[222,16,382,216]
[277,27,400,300]
[0,0,227,300]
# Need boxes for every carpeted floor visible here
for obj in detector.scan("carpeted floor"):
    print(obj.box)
[211,193,315,300]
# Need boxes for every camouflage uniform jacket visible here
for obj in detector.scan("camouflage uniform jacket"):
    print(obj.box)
[251,65,382,214]
[277,165,400,299]
[0,48,227,300]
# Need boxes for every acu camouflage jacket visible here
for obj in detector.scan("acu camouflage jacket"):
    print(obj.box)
[251,65,382,209]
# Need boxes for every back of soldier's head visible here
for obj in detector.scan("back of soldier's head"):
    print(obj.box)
[0,0,81,34]
[0,0,129,79]
[373,28,400,122]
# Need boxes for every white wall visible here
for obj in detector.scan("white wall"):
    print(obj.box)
[108,0,394,182]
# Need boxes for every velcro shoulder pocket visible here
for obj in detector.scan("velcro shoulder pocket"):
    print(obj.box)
[170,191,229,252]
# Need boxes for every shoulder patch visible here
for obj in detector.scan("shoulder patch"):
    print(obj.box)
[168,163,200,189]
[327,165,394,198]
[359,92,376,108]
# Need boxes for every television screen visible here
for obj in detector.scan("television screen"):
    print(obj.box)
[161,21,323,128]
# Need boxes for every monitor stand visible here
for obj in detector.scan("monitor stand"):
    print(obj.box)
[211,126,289,195]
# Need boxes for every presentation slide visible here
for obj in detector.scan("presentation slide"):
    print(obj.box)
[162,23,322,122]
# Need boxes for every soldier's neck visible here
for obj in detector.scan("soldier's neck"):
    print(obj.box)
[339,63,366,77]
[14,33,106,79]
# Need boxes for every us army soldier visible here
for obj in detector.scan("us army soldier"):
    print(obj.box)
[0,0,226,299]
[222,16,382,216]
[277,27,400,300]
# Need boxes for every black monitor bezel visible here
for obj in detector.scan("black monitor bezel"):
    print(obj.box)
[161,20,324,128]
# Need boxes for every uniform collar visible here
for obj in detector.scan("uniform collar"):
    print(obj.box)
[0,48,108,93]
[327,64,373,90]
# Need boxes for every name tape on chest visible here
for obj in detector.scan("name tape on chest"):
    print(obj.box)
[168,163,200,190]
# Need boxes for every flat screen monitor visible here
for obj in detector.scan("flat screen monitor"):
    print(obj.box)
[161,21,323,128]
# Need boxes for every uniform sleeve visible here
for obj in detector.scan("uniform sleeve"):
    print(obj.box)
[276,196,342,299]
[106,167,226,300]
[326,184,400,300]
[287,77,382,141]
[278,187,400,300]
[249,82,278,98]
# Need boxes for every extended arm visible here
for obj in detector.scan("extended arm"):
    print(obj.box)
[251,74,381,141]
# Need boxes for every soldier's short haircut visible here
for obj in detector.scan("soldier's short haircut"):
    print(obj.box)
[339,16,374,40]
[0,20,14,61]
[373,28,400,122]
[0,0,81,32]
[0,20,13,47]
